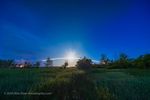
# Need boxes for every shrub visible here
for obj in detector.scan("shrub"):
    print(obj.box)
[76,57,92,70]
[108,53,132,69]
[133,54,150,68]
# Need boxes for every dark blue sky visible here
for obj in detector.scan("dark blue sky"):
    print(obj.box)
[0,0,150,61]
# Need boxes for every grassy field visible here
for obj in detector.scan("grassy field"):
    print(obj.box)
[0,68,150,100]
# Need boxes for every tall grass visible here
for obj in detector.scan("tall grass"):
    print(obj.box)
[0,68,150,100]
[92,68,150,100]
[30,68,99,100]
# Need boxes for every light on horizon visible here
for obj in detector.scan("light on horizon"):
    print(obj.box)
[65,50,79,67]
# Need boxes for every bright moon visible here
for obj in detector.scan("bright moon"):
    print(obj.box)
[66,51,77,61]
[65,51,79,67]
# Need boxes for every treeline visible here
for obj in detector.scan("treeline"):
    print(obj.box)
[77,53,150,69]
[0,60,37,68]
[0,57,55,68]
[0,59,15,68]
[97,53,150,69]
[0,53,149,69]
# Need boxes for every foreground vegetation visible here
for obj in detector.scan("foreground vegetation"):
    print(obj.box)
[0,67,150,100]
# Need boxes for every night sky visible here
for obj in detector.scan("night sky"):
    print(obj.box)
[0,0,150,61]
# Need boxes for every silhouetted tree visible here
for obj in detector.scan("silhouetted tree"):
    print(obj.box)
[76,57,92,70]
[35,61,40,67]
[0,59,15,68]
[7,60,15,67]
[142,54,150,68]
[109,53,131,68]
[63,61,68,69]
[45,57,53,67]
[24,62,32,68]
[133,54,150,68]
[119,53,128,61]
[100,54,110,65]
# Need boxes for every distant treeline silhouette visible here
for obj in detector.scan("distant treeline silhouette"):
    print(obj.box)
[0,53,149,69]
[97,53,150,69]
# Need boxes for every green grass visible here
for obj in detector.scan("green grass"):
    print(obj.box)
[0,68,150,100]
[91,68,150,100]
